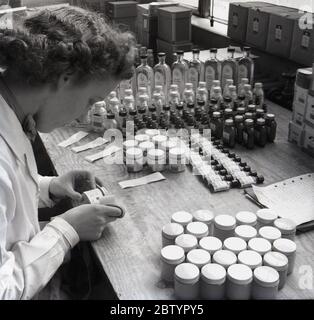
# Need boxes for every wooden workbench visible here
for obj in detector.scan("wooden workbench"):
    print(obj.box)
[40,101,314,299]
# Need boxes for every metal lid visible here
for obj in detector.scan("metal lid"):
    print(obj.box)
[162,223,184,240]
[199,236,222,253]
[238,250,262,269]
[175,263,200,285]
[225,119,234,126]
[214,214,236,230]
[235,225,257,241]
[171,211,193,226]
[248,238,272,255]
[253,266,280,287]
[161,245,185,264]
[263,252,288,271]
[147,148,165,160]
[273,238,297,254]
[187,249,211,268]
[126,147,143,159]
[186,222,209,238]
[266,113,275,120]
[145,129,160,137]
[227,264,253,285]
[135,134,150,143]
[236,211,257,226]
[258,226,282,242]
[158,52,166,57]
[223,237,247,254]
[192,210,215,224]
[213,250,237,268]
[201,263,226,285]
[257,118,266,125]
[123,140,138,148]
[152,134,168,144]
[274,218,296,235]
[175,234,198,252]
[139,141,155,152]
[212,111,221,118]
[256,208,278,224]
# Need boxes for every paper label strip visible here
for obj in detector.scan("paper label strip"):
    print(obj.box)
[119,172,166,189]
[72,137,108,153]
[58,131,89,148]
[85,145,121,163]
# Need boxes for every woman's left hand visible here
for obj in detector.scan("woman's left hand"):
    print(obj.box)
[49,170,102,201]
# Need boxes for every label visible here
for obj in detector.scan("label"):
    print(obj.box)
[92,115,103,128]
[301,31,310,49]
[154,70,165,87]
[222,65,233,87]
[172,68,184,93]
[188,67,199,91]
[253,18,259,33]
[137,72,151,95]
[275,25,282,41]
[232,13,239,27]
[205,66,215,90]
[238,64,248,82]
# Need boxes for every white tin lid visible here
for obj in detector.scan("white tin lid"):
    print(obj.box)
[187,249,211,268]
[161,245,185,264]
[213,250,237,268]
[162,223,184,240]
[236,211,257,226]
[254,266,280,287]
[258,226,282,242]
[273,238,297,255]
[274,218,296,235]
[248,237,272,255]
[201,263,226,285]
[263,252,288,271]
[186,222,209,238]
[235,225,257,240]
[238,250,263,269]
[227,264,253,285]
[135,134,150,143]
[192,210,215,224]
[175,263,200,285]
[223,237,247,254]
[171,211,193,226]
[214,214,236,230]
[175,234,198,252]
[256,209,278,224]
[199,236,222,253]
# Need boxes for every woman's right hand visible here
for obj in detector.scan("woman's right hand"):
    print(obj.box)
[60,204,121,241]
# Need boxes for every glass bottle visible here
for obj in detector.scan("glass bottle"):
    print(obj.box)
[169,90,180,111]
[265,114,277,143]
[138,94,149,120]
[123,89,135,107]
[135,54,154,99]
[238,78,249,98]
[108,98,120,118]
[223,79,234,99]
[147,49,155,68]
[221,47,238,89]
[183,89,195,109]
[119,108,127,137]
[118,79,132,104]
[243,119,255,149]
[234,115,244,144]
[223,119,236,148]
[212,86,223,107]
[210,111,223,139]
[152,92,163,118]
[229,85,238,109]
[154,52,171,104]
[243,84,254,107]
[238,47,254,85]
[153,85,166,107]
[253,82,265,107]
[171,50,189,98]
[255,118,267,147]
[196,88,208,111]
[188,48,204,93]
[91,101,106,132]
[204,48,221,94]
[210,80,221,99]
[106,112,118,130]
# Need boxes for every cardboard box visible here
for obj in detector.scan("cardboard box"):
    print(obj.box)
[288,121,304,147]
[290,13,314,66]
[142,13,158,35]
[305,93,314,128]
[157,6,192,44]
[303,124,314,157]
[106,1,137,18]
[149,2,179,17]
[293,101,308,126]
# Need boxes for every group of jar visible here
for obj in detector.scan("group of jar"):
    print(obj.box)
[160,209,297,300]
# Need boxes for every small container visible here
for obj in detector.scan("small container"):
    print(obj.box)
[186,222,209,240]
[235,225,257,242]
[248,237,272,256]
[235,211,257,227]
[256,209,278,229]
[123,140,139,158]
[174,263,200,300]
[273,238,297,275]
[213,215,236,242]
[226,264,253,300]
[199,236,222,255]
[138,141,155,164]
[145,129,160,140]
[152,134,168,148]
[212,250,237,269]
[147,149,166,172]
[274,218,297,241]
[135,134,150,145]
[169,147,187,172]
[162,223,184,247]
[161,139,178,162]
[258,226,281,244]
[201,263,226,300]
[171,211,193,229]
[175,234,198,253]
[238,250,262,270]
[161,245,185,282]
[187,249,211,269]
[192,210,215,235]
[252,266,279,299]
[223,237,247,255]
[125,147,144,173]
[263,251,288,290]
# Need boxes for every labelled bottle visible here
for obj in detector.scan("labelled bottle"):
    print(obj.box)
[135,54,154,99]
[223,119,236,148]
[172,50,189,98]
[238,47,254,85]
[204,48,221,94]
[210,111,223,139]
[188,48,204,93]
[147,49,155,68]
[243,119,255,149]
[154,52,171,104]
[253,82,265,107]
[265,114,277,142]
[255,118,267,147]
[221,47,238,90]
[91,101,106,132]
[238,78,249,98]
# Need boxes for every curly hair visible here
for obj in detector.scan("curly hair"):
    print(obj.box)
[0,6,136,85]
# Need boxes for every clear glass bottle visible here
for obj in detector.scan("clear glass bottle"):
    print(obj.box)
[212,86,223,107]
[124,95,135,114]
[153,85,166,107]
[223,79,234,99]
[244,84,254,107]
[106,112,118,130]
[152,92,163,118]
[108,98,120,118]
[238,78,249,97]
[238,47,254,85]
[204,48,221,95]
[123,88,135,107]
[183,88,195,108]
[171,50,189,98]
[136,87,149,109]
[169,90,180,111]
[147,48,155,68]
[221,47,238,90]
[253,82,265,107]
[91,101,107,132]
[196,88,208,111]
[118,79,132,104]
[229,85,238,109]
[188,48,204,93]
[138,94,149,120]
[154,52,171,104]
[135,54,154,100]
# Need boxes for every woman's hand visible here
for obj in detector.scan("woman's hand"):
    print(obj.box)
[49,170,102,202]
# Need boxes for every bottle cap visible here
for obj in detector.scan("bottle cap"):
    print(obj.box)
[126,147,142,159]
[201,263,226,285]
[158,52,166,57]
[225,119,234,126]
[161,245,185,264]
[263,252,288,271]
[192,48,200,54]
[266,113,275,120]
[253,266,280,287]
[256,208,278,224]
[258,226,282,242]
[235,225,258,241]
[236,211,257,226]
[228,47,235,52]
[186,222,209,238]
[274,218,296,235]
[187,249,211,268]
[244,119,254,126]
[175,234,198,252]
[213,250,237,268]
[238,250,262,269]
[210,48,218,53]
[227,264,253,285]
[248,237,272,255]
[171,211,193,226]
[273,238,297,254]
[257,118,266,125]
[223,237,247,254]
[175,263,200,284]
[214,214,236,230]
[199,236,222,254]
[192,210,215,224]
[162,223,184,240]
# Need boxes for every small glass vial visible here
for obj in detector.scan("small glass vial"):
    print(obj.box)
[235,211,257,227]
[256,209,278,230]
[201,263,226,300]
[161,245,185,282]
[252,266,279,299]
[192,210,215,235]
[223,237,247,255]
[255,118,267,147]
[187,249,211,269]
[247,237,272,257]
[243,119,255,149]
[210,111,223,139]
[125,147,144,173]
[175,234,198,253]
[238,250,262,270]
[169,147,187,173]
[91,101,106,132]
[265,113,277,143]
[199,236,222,255]
[274,218,296,241]
[213,250,237,269]
[162,223,184,247]
[258,226,281,244]
[253,82,264,107]
[226,264,253,300]
[147,149,166,172]
[174,263,200,300]
[235,225,257,242]
[213,215,236,242]
[138,141,154,164]
[171,211,193,229]
[263,252,288,290]
[223,119,236,148]
[186,222,209,240]
[234,115,244,144]
[273,238,297,275]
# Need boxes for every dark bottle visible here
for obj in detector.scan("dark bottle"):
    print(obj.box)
[244,112,253,120]
[247,104,256,120]
[148,105,157,121]
[265,113,277,142]
[255,118,267,147]
[187,102,195,116]
[176,102,184,118]
[236,107,246,116]
[224,108,234,120]
[234,115,244,144]
[243,119,255,149]
[256,108,265,121]
[223,119,236,148]
[210,111,223,139]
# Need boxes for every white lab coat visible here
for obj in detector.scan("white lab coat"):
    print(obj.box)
[0,95,79,300]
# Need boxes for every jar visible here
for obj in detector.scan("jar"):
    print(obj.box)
[238,250,262,270]
[106,112,118,130]
[161,245,185,282]
[138,141,155,165]
[152,134,168,148]
[175,234,198,253]
[123,140,138,158]
[161,140,178,162]
[256,209,278,230]
[147,149,166,172]
[258,226,281,244]
[263,251,288,290]
[247,237,271,256]
[273,238,297,275]
[135,134,150,145]
[243,119,255,149]
[186,222,209,240]
[265,113,277,143]
[255,118,267,147]
[234,115,244,144]
[145,129,160,140]
[125,147,144,173]
[274,218,296,241]
[72,186,109,207]
[201,263,226,300]
[174,263,200,300]
[223,237,247,255]
[169,147,187,173]
[199,236,222,255]
[210,111,223,139]
[162,223,184,247]
[91,101,106,132]
[187,249,211,269]
[223,119,236,148]
[171,211,193,229]
[192,210,215,235]
[235,211,257,227]
[213,215,236,242]
[226,264,253,300]
[235,225,257,242]
[212,250,237,269]
[252,266,279,299]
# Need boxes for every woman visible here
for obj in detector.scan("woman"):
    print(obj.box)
[0,6,136,299]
